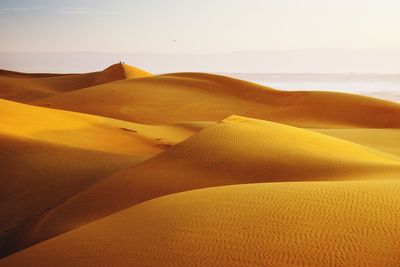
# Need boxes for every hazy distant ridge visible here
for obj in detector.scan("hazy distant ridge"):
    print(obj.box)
[2,48,400,73]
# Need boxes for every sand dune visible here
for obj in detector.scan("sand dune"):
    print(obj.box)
[1,64,400,265]
[7,116,400,255]
[0,98,198,256]
[2,180,400,266]
[33,72,400,128]
[0,98,197,156]
[0,63,150,103]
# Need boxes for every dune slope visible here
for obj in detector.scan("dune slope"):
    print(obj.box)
[121,64,152,79]
[0,63,150,102]
[313,128,400,157]
[0,98,196,156]
[0,135,136,242]
[2,180,400,266]
[8,116,400,255]
[0,98,199,256]
[34,72,400,128]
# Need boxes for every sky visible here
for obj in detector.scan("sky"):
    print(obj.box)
[2,0,400,54]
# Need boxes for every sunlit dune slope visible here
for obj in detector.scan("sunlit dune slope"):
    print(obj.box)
[121,64,152,79]
[0,98,195,155]
[11,116,400,254]
[313,128,400,157]
[0,63,150,102]
[34,72,400,128]
[3,181,400,266]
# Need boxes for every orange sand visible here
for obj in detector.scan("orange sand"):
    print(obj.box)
[0,64,399,266]
[33,72,400,128]
[3,181,400,266]
[0,63,150,102]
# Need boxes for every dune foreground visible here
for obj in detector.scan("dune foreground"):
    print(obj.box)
[0,64,400,266]
[2,181,400,266]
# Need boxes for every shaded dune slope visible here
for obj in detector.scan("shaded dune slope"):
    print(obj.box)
[2,181,400,266]
[8,116,400,255]
[34,72,400,128]
[0,135,136,236]
[0,98,199,256]
[0,63,151,103]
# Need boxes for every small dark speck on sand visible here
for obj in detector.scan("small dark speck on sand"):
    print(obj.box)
[120,127,137,133]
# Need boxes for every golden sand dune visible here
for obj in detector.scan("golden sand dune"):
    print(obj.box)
[110,116,400,191]
[8,116,399,255]
[0,98,196,155]
[33,72,400,128]
[2,180,400,266]
[0,63,150,102]
[0,98,198,255]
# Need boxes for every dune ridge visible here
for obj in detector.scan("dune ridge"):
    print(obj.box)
[0,69,70,78]
[33,72,400,128]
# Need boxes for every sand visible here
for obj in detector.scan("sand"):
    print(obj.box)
[0,97,198,256]
[0,64,399,266]
[313,128,400,157]
[0,98,197,156]
[4,115,399,256]
[2,181,400,266]
[0,63,150,103]
[32,72,400,128]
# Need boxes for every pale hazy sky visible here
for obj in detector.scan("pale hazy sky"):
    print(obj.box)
[1,0,400,53]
